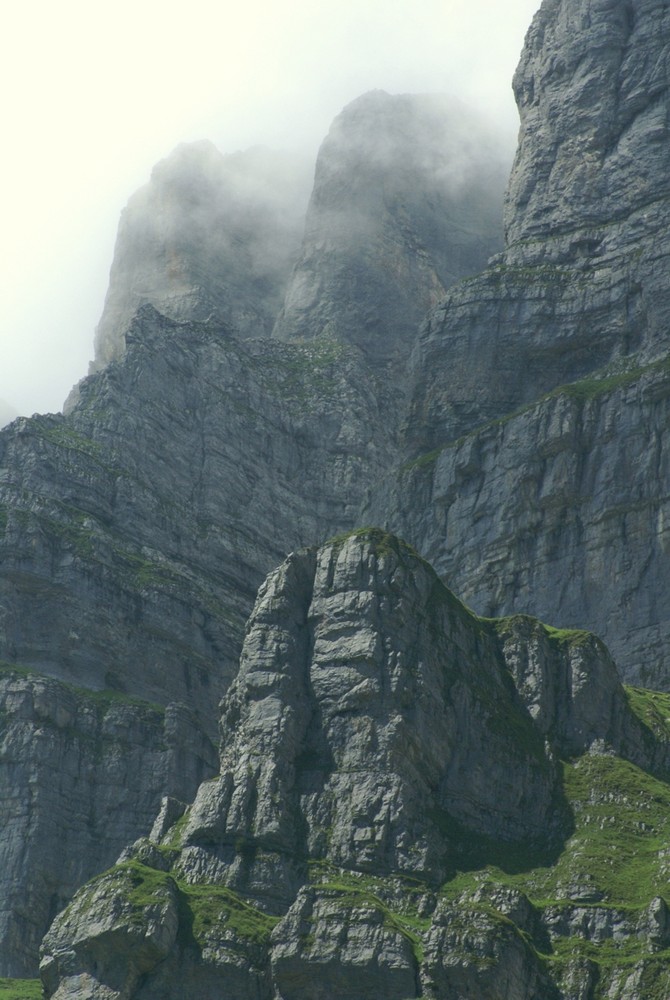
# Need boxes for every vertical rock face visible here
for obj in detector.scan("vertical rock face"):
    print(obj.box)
[7,1,670,987]
[387,0,670,690]
[370,362,670,689]
[506,0,670,248]
[0,667,217,977]
[407,0,670,451]
[273,90,508,363]
[93,142,312,367]
[0,307,397,731]
[38,533,670,1000]
[0,305,397,973]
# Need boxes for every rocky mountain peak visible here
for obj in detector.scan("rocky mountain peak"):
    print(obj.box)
[38,531,670,999]
[273,90,508,363]
[93,141,313,368]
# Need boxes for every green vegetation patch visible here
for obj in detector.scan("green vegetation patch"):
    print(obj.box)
[179,882,280,945]
[75,859,279,949]
[30,416,106,461]
[491,613,595,650]
[625,686,670,743]
[0,981,42,1000]
[0,659,164,718]
[440,753,670,910]
[308,863,431,963]
[326,525,422,562]
[255,336,350,402]
[403,354,670,474]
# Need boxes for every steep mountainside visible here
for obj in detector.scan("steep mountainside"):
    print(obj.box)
[40,532,670,1000]
[384,0,670,687]
[3,0,670,992]
[274,91,508,364]
[0,305,397,973]
[0,667,217,977]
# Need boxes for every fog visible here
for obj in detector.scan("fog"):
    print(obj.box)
[1,0,540,421]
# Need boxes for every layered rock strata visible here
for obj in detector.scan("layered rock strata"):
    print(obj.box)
[0,665,217,977]
[0,306,396,973]
[387,0,670,689]
[0,306,396,731]
[406,0,670,443]
[39,532,670,1000]
[371,357,670,689]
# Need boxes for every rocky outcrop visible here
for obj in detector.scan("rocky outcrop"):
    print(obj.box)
[273,90,508,364]
[38,532,670,999]
[93,142,312,367]
[371,358,670,689]
[0,664,217,977]
[0,305,397,974]
[8,0,670,991]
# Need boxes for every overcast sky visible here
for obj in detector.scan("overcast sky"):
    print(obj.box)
[0,0,540,421]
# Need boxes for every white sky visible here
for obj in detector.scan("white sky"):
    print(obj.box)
[0,0,540,420]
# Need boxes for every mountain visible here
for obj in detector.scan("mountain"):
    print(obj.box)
[273,90,508,364]
[0,91,506,977]
[2,0,670,994]
[372,0,670,689]
[39,532,670,999]
[92,143,313,368]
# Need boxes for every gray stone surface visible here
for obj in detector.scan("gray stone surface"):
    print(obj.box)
[378,0,670,690]
[371,357,670,689]
[0,667,217,977]
[0,306,398,732]
[39,531,669,1000]
[7,1,670,992]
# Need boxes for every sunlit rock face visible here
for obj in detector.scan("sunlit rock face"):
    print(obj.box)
[273,90,508,364]
[93,142,312,368]
[506,0,670,252]
[38,533,666,1000]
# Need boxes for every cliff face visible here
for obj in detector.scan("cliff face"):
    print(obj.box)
[0,307,396,732]
[389,0,670,688]
[370,359,670,690]
[39,533,670,1000]
[274,91,508,364]
[92,143,312,368]
[407,0,670,448]
[0,665,217,978]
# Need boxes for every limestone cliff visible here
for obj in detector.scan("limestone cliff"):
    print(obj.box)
[0,306,396,733]
[0,304,397,972]
[273,90,508,364]
[407,0,670,446]
[370,357,670,690]
[0,665,217,978]
[5,0,670,988]
[39,532,670,1000]
[387,0,670,689]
